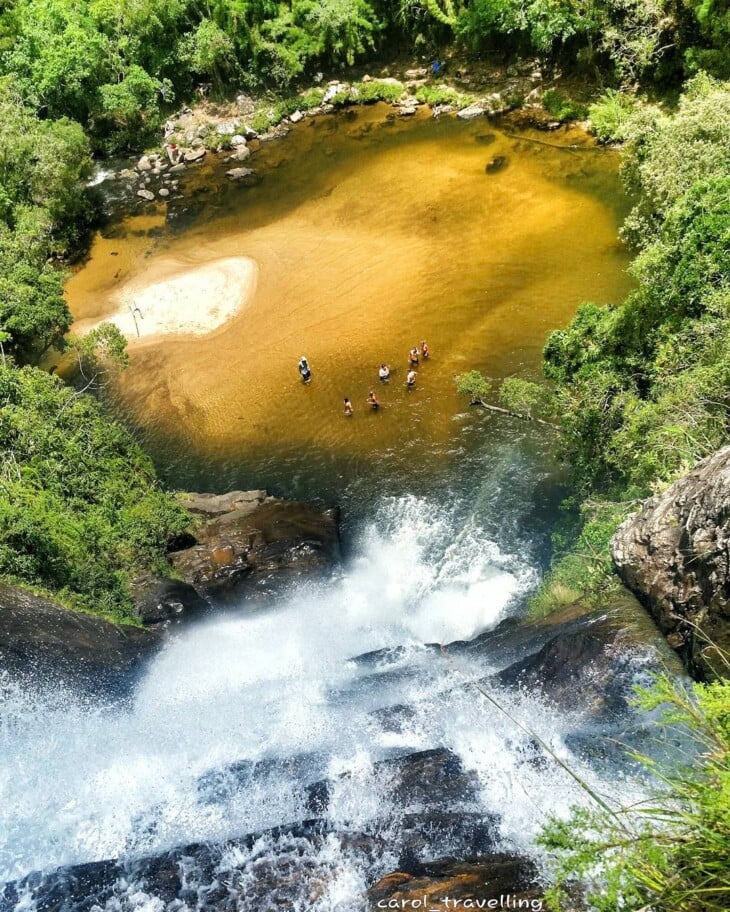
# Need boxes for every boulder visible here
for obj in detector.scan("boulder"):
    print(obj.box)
[225,167,255,182]
[130,573,210,626]
[228,145,251,163]
[158,188,170,198]
[457,101,487,120]
[288,110,303,123]
[183,147,206,163]
[136,155,152,171]
[136,189,155,201]
[0,583,157,696]
[230,134,247,146]
[169,490,340,602]
[612,445,730,677]
[235,93,256,115]
[169,162,186,174]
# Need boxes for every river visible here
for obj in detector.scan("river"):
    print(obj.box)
[2,104,648,909]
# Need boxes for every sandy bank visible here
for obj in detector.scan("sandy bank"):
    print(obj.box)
[80,256,258,341]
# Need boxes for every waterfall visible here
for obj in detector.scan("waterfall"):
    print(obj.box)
[0,491,643,907]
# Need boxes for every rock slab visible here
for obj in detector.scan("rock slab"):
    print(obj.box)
[612,445,730,677]
[0,583,156,694]
[169,490,340,601]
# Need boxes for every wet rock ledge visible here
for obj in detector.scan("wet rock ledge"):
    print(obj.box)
[167,489,340,605]
[612,444,730,678]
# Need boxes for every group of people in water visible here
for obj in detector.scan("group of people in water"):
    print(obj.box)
[298,341,431,417]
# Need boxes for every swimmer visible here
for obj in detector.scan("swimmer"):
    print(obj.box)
[378,364,390,382]
[420,341,430,360]
[409,348,419,368]
[298,356,312,383]
[367,391,380,410]
[344,397,354,416]
[406,369,417,388]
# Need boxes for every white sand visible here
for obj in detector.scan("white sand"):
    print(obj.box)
[87,256,258,341]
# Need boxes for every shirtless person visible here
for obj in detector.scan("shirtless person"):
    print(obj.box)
[367,391,380,410]
[344,397,354,416]
[409,348,419,368]
[420,341,430,360]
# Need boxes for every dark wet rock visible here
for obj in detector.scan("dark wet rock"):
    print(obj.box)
[612,445,730,678]
[485,155,508,174]
[493,593,683,721]
[5,748,501,910]
[130,573,210,626]
[0,583,157,695]
[475,132,497,145]
[169,490,340,602]
[367,855,544,912]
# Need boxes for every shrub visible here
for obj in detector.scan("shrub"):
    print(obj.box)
[588,89,637,142]
[540,673,730,911]
[543,89,588,122]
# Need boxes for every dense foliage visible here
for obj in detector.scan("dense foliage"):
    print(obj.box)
[0,0,729,150]
[531,75,730,616]
[0,365,190,620]
[0,83,92,360]
[545,75,730,499]
[541,674,730,912]
[0,84,188,621]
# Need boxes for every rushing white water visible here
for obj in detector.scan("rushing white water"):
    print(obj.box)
[0,492,639,906]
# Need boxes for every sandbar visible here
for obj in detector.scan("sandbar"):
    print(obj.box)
[78,256,258,342]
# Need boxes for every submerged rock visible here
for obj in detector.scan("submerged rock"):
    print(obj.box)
[0,583,157,695]
[225,166,255,181]
[485,155,508,174]
[612,445,730,677]
[169,489,340,602]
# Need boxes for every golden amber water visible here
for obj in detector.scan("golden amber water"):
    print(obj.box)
[66,105,632,500]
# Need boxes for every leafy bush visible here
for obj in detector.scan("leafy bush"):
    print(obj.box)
[589,89,637,142]
[0,365,190,621]
[540,673,730,911]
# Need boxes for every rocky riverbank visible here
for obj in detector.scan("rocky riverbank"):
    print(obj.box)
[92,56,591,220]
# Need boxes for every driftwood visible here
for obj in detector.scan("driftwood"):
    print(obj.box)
[470,398,558,428]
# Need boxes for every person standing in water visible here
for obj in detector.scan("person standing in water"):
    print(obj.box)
[298,356,311,383]
[378,364,390,382]
[406,369,417,389]
[344,397,354,416]
[409,348,419,368]
[367,391,380,410]
[420,341,430,360]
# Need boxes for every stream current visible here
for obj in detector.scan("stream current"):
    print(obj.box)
[1,105,652,908]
